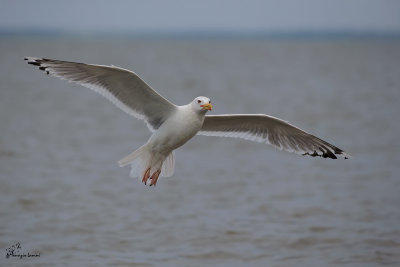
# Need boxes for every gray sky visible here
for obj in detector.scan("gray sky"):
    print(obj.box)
[1,0,400,34]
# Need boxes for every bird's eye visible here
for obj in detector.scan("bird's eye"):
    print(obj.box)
[197,100,202,103]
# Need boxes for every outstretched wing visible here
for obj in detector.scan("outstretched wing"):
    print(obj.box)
[25,57,177,131]
[198,114,349,159]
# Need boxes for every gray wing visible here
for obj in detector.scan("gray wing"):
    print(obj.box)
[198,114,349,159]
[25,57,177,131]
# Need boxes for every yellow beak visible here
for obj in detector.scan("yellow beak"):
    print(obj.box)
[201,103,212,111]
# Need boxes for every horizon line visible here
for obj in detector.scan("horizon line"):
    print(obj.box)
[1,28,400,40]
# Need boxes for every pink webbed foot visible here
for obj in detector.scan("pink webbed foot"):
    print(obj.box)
[149,170,161,187]
[142,168,151,185]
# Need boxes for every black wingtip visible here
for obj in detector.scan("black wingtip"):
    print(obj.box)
[303,150,350,159]
[303,150,339,159]
[303,151,319,157]
[28,61,41,66]
[25,57,50,74]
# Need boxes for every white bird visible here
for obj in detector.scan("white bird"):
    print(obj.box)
[25,57,349,186]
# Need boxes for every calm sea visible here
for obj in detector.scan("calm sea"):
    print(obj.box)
[1,37,399,266]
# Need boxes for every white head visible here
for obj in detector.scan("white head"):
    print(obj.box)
[191,96,212,113]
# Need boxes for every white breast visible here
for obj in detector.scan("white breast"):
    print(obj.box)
[148,105,204,153]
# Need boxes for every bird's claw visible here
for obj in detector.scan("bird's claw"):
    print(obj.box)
[142,168,151,185]
[149,170,161,187]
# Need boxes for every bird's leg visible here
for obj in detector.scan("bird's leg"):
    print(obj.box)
[142,168,151,185]
[149,170,161,186]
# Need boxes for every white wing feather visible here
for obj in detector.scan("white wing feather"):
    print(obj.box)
[25,57,177,131]
[198,114,349,159]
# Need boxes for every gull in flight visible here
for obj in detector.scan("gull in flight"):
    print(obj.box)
[25,57,349,186]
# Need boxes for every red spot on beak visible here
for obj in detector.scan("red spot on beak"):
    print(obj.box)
[200,103,212,111]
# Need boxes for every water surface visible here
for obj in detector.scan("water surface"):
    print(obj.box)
[1,38,399,266]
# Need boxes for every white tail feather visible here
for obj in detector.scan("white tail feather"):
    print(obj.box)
[161,152,175,177]
[118,144,148,167]
[118,144,150,180]
[118,144,175,180]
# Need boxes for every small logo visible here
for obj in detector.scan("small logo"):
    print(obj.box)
[5,242,40,259]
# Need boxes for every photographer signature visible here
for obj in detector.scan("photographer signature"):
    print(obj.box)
[5,242,40,259]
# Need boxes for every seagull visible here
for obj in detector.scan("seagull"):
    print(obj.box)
[25,57,349,186]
